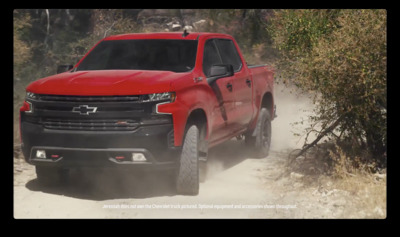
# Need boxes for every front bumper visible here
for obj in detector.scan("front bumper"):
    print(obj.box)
[21,121,178,169]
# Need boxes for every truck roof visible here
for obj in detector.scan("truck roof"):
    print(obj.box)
[104,32,232,41]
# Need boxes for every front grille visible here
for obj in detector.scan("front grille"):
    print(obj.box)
[38,94,142,102]
[24,94,171,132]
[42,118,139,131]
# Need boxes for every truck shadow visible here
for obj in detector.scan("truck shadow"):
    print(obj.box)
[25,139,254,200]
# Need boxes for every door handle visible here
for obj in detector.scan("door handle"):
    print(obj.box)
[246,78,252,87]
[226,82,233,92]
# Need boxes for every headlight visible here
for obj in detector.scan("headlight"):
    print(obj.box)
[143,92,176,103]
[26,91,37,100]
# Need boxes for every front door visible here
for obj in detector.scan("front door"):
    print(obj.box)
[215,39,253,133]
[203,39,235,143]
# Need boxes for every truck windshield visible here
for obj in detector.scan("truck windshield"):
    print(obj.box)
[76,39,198,73]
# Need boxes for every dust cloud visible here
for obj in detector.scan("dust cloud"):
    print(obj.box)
[270,83,315,151]
[204,82,316,185]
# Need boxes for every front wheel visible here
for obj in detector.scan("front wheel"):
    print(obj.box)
[245,108,272,158]
[176,125,200,195]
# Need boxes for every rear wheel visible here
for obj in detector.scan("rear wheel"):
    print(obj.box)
[245,108,272,158]
[176,125,200,195]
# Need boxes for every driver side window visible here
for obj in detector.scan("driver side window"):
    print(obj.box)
[203,39,222,77]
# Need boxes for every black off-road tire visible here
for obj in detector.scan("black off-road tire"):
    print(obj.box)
[36,166,69,186]
[176,125,200,195]
[245,108,272,158]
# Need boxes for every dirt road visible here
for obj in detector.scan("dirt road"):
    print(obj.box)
[13,84,386,218]
[13,142,282,218]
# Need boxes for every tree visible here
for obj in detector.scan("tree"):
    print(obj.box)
[13,10,32,79]
[269,9,387,162]
[199,9,275,64]
[69,9,140,62]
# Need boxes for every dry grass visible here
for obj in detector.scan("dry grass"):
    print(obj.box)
[285,143,387,218]
[328,144,386,218]
[332,172,386,218]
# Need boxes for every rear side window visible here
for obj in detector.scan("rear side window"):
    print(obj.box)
[215,39,243,72]
[203,40,222,77]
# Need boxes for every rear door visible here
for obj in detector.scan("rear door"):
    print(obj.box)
[215,39,253,133]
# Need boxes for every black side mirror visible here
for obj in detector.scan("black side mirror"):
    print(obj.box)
[57,64,73,74]
[207,64,234,84]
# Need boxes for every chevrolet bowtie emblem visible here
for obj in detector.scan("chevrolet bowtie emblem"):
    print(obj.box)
[72,105,98,115]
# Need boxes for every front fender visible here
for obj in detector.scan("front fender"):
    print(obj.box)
[157,83,213,147]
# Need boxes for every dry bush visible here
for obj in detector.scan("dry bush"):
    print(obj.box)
[269,9,387,163]
[328,143,380,179]
[286,141,382,180]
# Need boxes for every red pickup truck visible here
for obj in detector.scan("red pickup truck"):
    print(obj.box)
[20,32,275,195]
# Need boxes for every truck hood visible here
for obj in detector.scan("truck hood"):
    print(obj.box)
[26,70,190,95]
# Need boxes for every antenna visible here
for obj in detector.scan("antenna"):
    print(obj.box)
[182,29,189,37]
